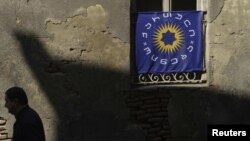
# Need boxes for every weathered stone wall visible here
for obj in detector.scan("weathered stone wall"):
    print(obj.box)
[0,0,250,141]
[209,0,250,90]
[0,0,136,141]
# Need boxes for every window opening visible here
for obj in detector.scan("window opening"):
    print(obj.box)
[134,0,162,12]
[171,0,197,11]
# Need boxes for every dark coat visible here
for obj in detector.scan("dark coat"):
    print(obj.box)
[13,105,45,141]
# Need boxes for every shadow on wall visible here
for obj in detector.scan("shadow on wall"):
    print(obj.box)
[12,31,145,141]
[126,87,250,141]
[166,88,250,141]
[12,31,250,141]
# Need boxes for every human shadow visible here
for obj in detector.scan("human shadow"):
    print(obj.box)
[13,31,144,141]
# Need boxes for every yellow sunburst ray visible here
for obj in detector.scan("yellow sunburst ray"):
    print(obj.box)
[153,22,184,54]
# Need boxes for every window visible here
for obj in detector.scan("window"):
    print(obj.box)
[171,0,196,11]
[130,0,208,87]
[135,0,162,12]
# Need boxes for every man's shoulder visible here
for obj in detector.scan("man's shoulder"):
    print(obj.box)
[19,106,42,123]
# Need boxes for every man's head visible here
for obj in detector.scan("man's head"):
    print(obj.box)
[5,87,28,115]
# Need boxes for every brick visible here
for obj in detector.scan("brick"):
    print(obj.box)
[147,132,157,138]
[126,101,143,107]
[137,114,151,120]
[140,95,156,100]
[148,117,164,122]
[130,110,146,116]
[148,137,162,141]
[157,94,172,99]
[147,127,162,133]
[141,103,162,109]
[152,112,168,117]
[146,108,162,113]
[140,124,151,129]
[157,129,171,136]
[144,99,161,104]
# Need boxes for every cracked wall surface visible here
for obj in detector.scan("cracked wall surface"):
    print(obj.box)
[209,0,250,91]
[207,0,225,22]
[0,0,250,141]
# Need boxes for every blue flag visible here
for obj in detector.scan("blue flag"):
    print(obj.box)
[136,11,203,73]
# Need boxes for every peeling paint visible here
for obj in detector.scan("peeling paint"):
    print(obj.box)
[44,5,129,71]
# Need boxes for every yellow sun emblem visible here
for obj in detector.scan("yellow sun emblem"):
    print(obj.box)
[153,23,184,54]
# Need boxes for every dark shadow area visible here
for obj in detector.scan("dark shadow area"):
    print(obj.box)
[12,31,145,141]
[127,87,250,141]
[171,0,196,11]
[132,0,162,12]
[167,88,250,141]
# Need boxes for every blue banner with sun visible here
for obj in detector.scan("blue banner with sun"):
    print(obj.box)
[136,11,203,73]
